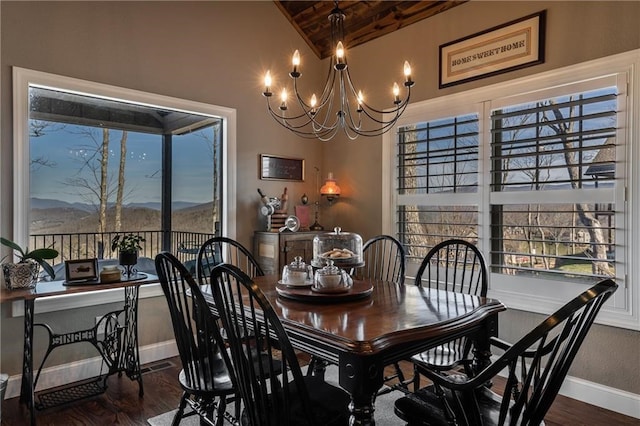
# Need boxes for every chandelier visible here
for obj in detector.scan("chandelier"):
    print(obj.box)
[262,2,415,141]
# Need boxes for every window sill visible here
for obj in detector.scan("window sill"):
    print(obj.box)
[489,274,637,331]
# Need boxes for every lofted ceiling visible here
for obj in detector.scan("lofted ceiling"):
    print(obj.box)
[274,1,467,59]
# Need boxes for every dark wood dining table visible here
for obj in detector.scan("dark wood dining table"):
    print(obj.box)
[204,275,506,425]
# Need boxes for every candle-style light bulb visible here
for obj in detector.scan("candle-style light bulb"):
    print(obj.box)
[263,70,272,96]
[280,88,288,111]
[335,41,346,70]
[310,93,317,114]
[393,82,401,104]
[291,50,301,77]
[404,61,413,85]
[357,90,364,112]
[292,50,300,69]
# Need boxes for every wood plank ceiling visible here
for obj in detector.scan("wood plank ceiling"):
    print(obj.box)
[274,1,467,59]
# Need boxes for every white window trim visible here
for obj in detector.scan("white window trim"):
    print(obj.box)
[11,67,237,315]
[384,49,639,330]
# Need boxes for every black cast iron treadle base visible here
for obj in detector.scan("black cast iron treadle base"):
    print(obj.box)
[35,376,107,410]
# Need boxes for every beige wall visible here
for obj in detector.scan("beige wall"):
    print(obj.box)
[1,0,639,402]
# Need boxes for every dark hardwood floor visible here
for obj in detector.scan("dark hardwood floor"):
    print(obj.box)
[1,357,637,425]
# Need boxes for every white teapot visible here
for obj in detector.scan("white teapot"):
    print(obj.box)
[314,259,352,290]
[282,256,313,285]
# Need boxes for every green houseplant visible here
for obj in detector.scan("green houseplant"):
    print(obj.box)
[111,233,145,254]
[1,237,59,288]
[111,233,145,276]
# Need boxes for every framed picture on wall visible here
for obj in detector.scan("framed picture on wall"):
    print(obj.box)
[439,11,546,88]
[260,154,305,181]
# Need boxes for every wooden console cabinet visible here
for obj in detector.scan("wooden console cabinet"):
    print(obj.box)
[253,231,320,275]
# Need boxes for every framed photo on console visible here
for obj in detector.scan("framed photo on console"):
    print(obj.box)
[65,258,98,283]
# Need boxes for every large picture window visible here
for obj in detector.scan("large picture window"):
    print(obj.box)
[12,67,237,312]
[384,50,638,329]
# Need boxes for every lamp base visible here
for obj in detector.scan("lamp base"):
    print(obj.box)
[309,220,324,231]
[309,207,324,231]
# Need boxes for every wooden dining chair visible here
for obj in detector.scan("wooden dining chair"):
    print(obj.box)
[394,278,618,426]
[209,263,351,426]
[355,234,409,393]
[154,251,237,426]
[309,235,408,388]
[358,234,406,284]
[196,236,264,286]
[409,239,489,391]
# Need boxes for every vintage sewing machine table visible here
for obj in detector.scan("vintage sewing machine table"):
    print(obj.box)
[0,273,159,426]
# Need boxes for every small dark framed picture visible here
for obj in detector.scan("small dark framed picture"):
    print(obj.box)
[65,258,98,282]
[260,154,305,181]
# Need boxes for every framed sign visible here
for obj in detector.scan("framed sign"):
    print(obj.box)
[65,258,98,282]
[440,11,545,88]
[260,154,305,181]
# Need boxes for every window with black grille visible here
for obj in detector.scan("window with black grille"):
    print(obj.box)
[490,87,617,282]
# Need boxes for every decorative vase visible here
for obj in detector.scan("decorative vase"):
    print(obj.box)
[2,260,40,289]
[118,251,138,278]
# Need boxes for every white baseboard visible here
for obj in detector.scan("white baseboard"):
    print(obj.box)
[3,339,178,400]
[3,340,639,420]
[558,375,640,420]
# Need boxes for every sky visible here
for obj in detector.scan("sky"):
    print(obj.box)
[30,124,217,205]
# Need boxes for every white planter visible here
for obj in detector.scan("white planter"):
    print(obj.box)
[2,260,40,289]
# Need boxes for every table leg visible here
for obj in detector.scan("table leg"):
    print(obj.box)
[472,313,499,375]
[19,299,36,426]
[121,286,143,396]
[338,353,383,426]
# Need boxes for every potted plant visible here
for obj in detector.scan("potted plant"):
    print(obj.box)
[111,233,145,276]
[1,237,59,289]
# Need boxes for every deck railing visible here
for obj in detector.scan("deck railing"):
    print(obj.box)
[29,231,216,266]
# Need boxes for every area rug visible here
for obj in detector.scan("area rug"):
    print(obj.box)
[147,365,405,425]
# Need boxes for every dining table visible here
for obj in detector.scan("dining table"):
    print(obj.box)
[203,274,506,426]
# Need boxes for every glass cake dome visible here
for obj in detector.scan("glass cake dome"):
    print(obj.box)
[312,227,364,268]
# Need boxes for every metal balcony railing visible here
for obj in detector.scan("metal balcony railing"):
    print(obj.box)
[29,231,216,266]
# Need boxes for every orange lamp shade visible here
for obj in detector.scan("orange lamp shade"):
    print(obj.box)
[320,172,341,201]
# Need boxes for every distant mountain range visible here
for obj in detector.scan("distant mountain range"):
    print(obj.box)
[30,197,204,211]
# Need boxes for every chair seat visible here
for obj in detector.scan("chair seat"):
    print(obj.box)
[241,375,351,426]
[178,357,235,396]
[395,384,526,426]
[411,344,469,371]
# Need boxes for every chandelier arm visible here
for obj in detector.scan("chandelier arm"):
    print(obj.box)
[340,68,368,132]
[311,92,342,133]
[345,98,411,137]
[289,65,344,134]
[309,65,339,111]
[267,94,342,139]
[290,65,334,110]
[351,107,406,136]
[272,113,339,140]
[359,87,412,116]
[340,67,408,132]
[358,100,406,126]
[266,97,317,123]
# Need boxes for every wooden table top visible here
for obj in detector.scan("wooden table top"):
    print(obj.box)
[0,273,159,302]
[252,275,506,355]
